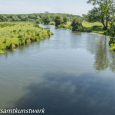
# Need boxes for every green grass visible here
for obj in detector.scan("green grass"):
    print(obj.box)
[57,21,106,34]
[82,21,106,34]
[109,43,115,51]
[58,23,72,30]
[82,21,102,27]
[0,22,54,53]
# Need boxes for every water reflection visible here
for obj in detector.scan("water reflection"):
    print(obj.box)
[93,36,109,71]
[12,72,115,115]
[40,24,115,72]
[84,33,115,72]
[109,53,115,72]
[72,31,82,35]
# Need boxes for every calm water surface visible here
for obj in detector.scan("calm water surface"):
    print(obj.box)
[0,24,115,115]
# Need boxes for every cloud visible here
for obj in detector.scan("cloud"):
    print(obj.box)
[0,0,93,15]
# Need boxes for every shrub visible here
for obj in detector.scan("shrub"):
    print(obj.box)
[71,17,83,31]
[13,30,16,32]
[54,14,63,26]
[63,17,67,24]
[6,43,13,49]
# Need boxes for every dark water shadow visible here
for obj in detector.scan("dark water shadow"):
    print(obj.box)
[8,72,115,115]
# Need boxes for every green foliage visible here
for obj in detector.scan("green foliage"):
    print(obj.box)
[57,21,103,32]
[87,0,115,30]
[49,22,55,25]
[105,22,115,51]
[87,8,101,22]
[54,14,63,26]
[105,22,115,37]
[36,20,41,24]
[109,43,115,51]
[0,23,15,28]
[0,13,82,25]
[82,21,105,33]
[0,15,5,22]
[58,23,72,30]
[71,17,83,31]
[63,16,68,24]
[82,14,88,21]
[0,22,54,53]
[42,15,51,24]
[103,18,115,51]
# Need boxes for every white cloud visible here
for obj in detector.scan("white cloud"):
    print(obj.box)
[0,0,93,15]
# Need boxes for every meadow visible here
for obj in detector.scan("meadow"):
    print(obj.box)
[82,21,106,34]
[0,22,54,53]
[57,21,106,34]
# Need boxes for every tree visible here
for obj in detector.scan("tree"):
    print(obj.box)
[0,15,5,22]
[42,15,51,24]
[63,16,67,24]
[11,15,20,21]
[82,14,88,21]
[71,17,83,31]
[87,7,105,26]
[19,15,29,21]
[54,14,63,26]
[87,0,114,30]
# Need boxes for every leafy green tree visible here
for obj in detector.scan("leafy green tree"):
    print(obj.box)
[87,0,114,30]
[87,7,106,26]
[42,15,51,24]
[63,16,67,24]
[0,13,83,23]
[54,14,63,26]
[71,17,83,31]
[19,15,29,21]
[12,15,20,21]
[82,14,88,21]
[0,15,5,22]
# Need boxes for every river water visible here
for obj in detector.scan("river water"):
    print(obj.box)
[0,24,115,115]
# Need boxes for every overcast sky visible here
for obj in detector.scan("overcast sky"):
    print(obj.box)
[0,0,93,16]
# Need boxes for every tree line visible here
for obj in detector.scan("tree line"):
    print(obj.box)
[0,12,81,24]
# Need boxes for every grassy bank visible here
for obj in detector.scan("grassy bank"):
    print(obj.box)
[58,22,72,30]
[0,22,54,53]
[57,21,106,34]
[82,21,106,34]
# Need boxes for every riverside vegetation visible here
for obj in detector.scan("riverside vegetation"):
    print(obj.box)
[0,22,54,53]
[53,0,115,52]
[54,14,106,33]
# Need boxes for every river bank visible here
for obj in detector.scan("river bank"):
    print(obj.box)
[57,21,106,34]
[0,22,54,53]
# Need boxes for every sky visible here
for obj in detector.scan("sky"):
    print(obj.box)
[0,0,93,16]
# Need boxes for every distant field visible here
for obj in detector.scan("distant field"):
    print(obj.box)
[67,21,105,34]
[67,21,102,27]
[82,21,103,27]
[82,21,106,34]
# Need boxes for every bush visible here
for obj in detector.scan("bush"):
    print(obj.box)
[71,17,83,31]
[13,30,16,32]
[104,22,115,51]
[42,15,51,24]
[63,17,67,24]
[6,43,13,49]
[54,14,63,26]
[49,22,55,25]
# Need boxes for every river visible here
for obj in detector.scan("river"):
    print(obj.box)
[0,24,115,115]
